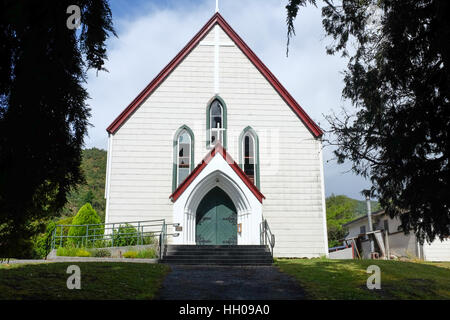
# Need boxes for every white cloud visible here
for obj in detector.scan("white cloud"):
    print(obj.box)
[84,0,371,200]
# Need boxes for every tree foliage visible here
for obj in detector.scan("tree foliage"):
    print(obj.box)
[0,1,115,258]
[286,0,450,243]
[326,194,380,247]
[326,194,357,247]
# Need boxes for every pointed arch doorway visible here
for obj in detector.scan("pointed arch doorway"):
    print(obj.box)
[196,187,237,245]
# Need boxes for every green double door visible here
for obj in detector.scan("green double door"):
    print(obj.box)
[196,187,237,245]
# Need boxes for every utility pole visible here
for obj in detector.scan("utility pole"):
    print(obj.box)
[366,195,375,256]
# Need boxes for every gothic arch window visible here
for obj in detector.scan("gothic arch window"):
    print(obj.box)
[206,97,227,148]
[239,127,260,188]
[173,125,195,191]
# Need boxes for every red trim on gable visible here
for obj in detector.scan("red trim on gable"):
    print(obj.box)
[106,14,218,134]
[169,144,265,203]
[214,14,323,138]
[106,13,323,138]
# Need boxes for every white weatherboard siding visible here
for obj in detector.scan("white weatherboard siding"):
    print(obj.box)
[346,220,368,239]
[107,42,214,228]
[106,24,326,257]
[217,27,326,257]
[423,239,450,262]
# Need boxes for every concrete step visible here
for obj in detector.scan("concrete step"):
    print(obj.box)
[161,262,273,266]
[161,244,273,266]
[166,246,269,250]
[165,249,270,254]
[166,245,266,249]
[161,259,273,265]
[165,251,271,256]
[163,255,272,260]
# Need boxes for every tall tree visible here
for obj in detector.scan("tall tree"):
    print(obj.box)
[326,194,357,247]
[286,0,450,243]
[0,1,115,258]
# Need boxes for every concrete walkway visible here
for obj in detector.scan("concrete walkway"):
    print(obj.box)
[157,265,306,300]
[1,258,158,264]
[1,259,51,265]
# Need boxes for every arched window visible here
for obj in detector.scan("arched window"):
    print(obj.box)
[239,127,260,188]
[243,134,255,182]
[173,126,194,191]
[206,97,227,148]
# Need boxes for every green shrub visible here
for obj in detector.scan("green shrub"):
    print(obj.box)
[91,248,111,257]
[141,233,157,245]
[56,246,76,257]
[136,249,157,259]
[5,236,35,260]
[113,224,138,247]
[34,236,47,258]
[76,249,91,257]
[123,249,157,259]
[56,216,73,235]
[57,246,74,256]
[56,246,92,257]
[92,239,112,248]
[52,216,74,248]
[123,251,138,259]
[33,221,57,258]
[67,203,103,246]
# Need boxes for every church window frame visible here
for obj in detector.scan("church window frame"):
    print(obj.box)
[173,125,195,191]
[239,126,260,188]
[206,96,227,148]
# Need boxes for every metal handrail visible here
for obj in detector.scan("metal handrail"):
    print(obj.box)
[261,219,275,258]
[52,230,162,246]
[53,218,166,228]
[159,220,166,260]
[51,219,167,253]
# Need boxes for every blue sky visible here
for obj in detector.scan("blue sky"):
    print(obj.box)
[84,0,373,200]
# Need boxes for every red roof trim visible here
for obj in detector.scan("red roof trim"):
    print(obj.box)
[214,14,323,138]
[169,144,265,203]
[106,13,323,138]
[106,13,218,133]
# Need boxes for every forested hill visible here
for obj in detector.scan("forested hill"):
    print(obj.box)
[61,148,107,221]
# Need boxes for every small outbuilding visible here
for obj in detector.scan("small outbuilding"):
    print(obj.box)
[341,210,450,261]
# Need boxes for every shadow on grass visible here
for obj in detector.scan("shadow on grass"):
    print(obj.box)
[275,259,450,300]
[0,262,170,300]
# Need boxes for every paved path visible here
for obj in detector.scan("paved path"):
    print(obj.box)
[157,265,306,300]
[1,259,50,265]
[1,258,158,264]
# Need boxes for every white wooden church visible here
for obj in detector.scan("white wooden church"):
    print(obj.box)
[104,12,328,258]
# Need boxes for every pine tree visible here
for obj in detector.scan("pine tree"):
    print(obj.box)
[286,0,450,242]
[0,1,115,258]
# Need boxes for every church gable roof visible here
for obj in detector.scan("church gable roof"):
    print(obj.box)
[170,143,265,203]
[106,13,323,138]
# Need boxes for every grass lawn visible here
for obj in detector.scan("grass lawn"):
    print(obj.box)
[275,259,450,300]
[0,262,170,300]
